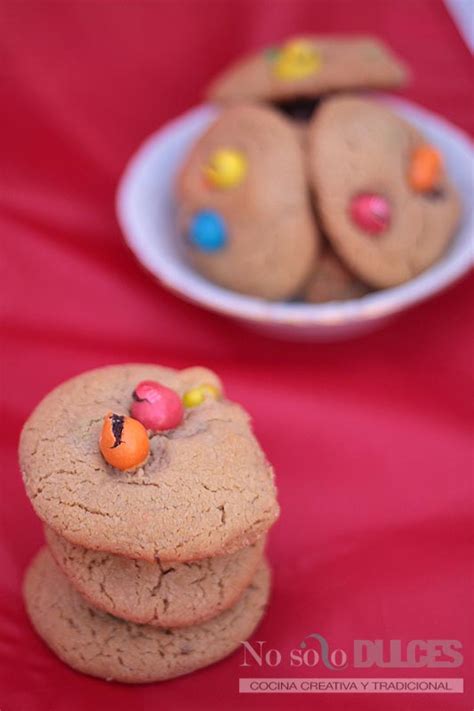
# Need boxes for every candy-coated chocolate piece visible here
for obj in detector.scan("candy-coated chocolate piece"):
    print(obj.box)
[273,39,321,81]
[350,193,390,235]
[188,211,228,252]
[131,380,184,431]
[409,145,442,193]
[183,383,221,409]
[203,148,248,189]
[99,413,149,471]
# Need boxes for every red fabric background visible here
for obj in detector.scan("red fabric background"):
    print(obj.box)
[1,1,473,710]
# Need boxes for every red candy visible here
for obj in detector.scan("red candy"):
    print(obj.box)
[350,193,390,235]
[131,381,184,432]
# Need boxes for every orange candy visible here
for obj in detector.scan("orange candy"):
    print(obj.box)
[409,145,443,192]
[99,412,149,471]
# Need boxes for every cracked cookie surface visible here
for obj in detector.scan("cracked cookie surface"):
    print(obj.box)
[46,526,265,628]
[23,548,271,684]
[20,364,279,561]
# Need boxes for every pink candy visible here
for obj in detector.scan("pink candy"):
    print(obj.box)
[350,193,390,235]
[131,380,184,432]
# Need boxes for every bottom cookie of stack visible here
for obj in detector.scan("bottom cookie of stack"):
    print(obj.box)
[23,548,270,683]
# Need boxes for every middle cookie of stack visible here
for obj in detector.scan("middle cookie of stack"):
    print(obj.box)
[45,526,266,628]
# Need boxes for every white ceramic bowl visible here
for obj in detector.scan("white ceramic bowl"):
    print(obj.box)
[116,96,473,341]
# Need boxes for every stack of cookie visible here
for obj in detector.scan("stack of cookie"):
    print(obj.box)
[176,36,460,302]
[20,364,279,683]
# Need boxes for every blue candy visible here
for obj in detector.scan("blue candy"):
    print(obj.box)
[188,211,227,252]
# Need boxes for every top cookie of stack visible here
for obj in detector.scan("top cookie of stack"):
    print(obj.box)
[20,364,279,561]
[175,36,460,303]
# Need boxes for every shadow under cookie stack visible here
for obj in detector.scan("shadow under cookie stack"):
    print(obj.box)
[20,364,279,683]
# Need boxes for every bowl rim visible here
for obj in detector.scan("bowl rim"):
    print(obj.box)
[116,95,474,327]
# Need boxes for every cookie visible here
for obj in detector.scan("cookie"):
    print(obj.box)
[20,364,279,562]
[23,548,270,684]
[304,248,369,303]
[307,96,461,287]
[208,36,408,104]
[46,526,265,628]
[176,104,318,300]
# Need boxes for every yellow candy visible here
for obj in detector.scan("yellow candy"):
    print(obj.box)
[203,148,247,189]
[183,383,221,408]
[273,39,321,81]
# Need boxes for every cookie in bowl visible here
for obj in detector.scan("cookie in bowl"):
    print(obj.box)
[171,37,461,302]
[176,103,319,300]
[306,95,461,287]
[304,247,369,303]
[208,36,408,105]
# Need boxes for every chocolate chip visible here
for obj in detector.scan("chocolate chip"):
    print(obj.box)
[110,413,124,448]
